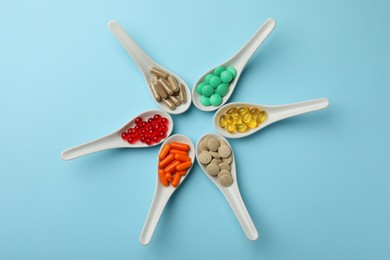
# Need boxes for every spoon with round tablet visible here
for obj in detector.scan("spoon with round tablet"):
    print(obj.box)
[192,18,276,112]
[213,98,329,138]
[196,133,258,241]
[140,134,195,245]
[108,20,191,114]
[61,110,173,160]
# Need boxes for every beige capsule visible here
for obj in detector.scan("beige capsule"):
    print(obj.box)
[178,83,187,103]
[152,81,168,99]
[152,75,159,84]
[159,78,174,96]
[169,95,181,106]
[161,98,176,110]
[149,83,161,101]
[168,75,180,93]
[150,67,168,78]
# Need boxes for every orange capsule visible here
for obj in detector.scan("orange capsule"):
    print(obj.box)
[170,142,190,152]
[174,154,191,162]
[158,169,169,186]
[165,173,173,182]
[176,161,192,171]
[169,149,188,156]
[177,170,187,176]
[164,160,181,174]
[158,153,175,168]
[171,173,182,187]
[159,144,171,160]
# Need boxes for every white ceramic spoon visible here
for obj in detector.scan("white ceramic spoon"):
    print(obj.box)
[108,20,191,114]
[61,110,173,160]
[192,18,276,112]
[139,134,195,245]
[196,133,258,241]
[213,98,329,138]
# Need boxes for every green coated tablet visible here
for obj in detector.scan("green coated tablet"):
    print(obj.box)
[209,76,222,88]
[205,73,214,84]
[202,84,214,97]
[216,83,229,96]
[226,66,237,77]
[214,66,225,76]
[220,71,234,83]
[200,95,211,106]
[197,82,206,95]
[210,94,222,106]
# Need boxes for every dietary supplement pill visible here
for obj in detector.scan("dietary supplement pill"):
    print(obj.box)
[206,163,220,176]
[150,67,168,78]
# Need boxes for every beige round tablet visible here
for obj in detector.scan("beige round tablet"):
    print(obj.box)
[218,163,231,171]
[217,169,231,179]
[218,145,231,158]
[203,136,211,145]
[211,158,222,165]
[198,151,212,164]
[219,174,234,187]
[207,137,220,151]
[206,163,220,176]
[222,155,233,165]
[199,141,208,152]
[210,151,221,159]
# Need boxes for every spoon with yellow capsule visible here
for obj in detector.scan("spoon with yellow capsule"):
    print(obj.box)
[213,98,329,138]
[192,18,276,112]
[108,20,191,114]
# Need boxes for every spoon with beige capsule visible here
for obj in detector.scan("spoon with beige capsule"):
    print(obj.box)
[196,133,258,240]
[192,18,276,112]
[108,20,191,114]
[61,110,173,160]
[213,98,329,138]
[139,134,195,245]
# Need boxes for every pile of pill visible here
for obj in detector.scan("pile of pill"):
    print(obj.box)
[219,106,267,133]
[158,142,193,187]
[149,67,187,110]
[196,66,237,107]
[121,114,169,145]
[198,135,234,187]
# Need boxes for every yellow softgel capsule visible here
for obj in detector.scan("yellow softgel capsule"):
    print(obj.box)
[226,115,236,124]
[250,107,260,118]
[238,106,249,116]
[226,107,237,115]
[226,123,236,133]
[242,112,252,123]
[237,124,249,133]
[219,115,228,127]
[257,111,267,124]
[234,114,243,124]
[246,119,258,128]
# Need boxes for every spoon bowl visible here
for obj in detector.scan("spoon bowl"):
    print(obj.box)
[61,109,173,160]
[192,18,276,112]
[139,134,195,245]
[214,98,329,138]
[108,20,191,114]
[196,133,258,241]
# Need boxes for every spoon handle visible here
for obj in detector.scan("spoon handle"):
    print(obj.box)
[224,187,259,241]
[230,18,276,70]
[268,98,329,122]
[139,187,171,245]
[61,133,122,160]
[108,20,155,76]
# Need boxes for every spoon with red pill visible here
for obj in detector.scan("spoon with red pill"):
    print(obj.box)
[61,110,173,160]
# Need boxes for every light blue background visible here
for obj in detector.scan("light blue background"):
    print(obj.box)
[1,0,389,259]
